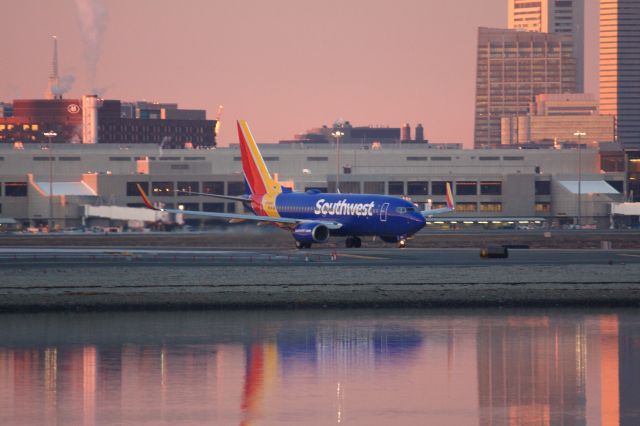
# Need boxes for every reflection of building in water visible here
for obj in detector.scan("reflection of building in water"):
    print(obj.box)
[477,317,587,425]
[586,315,620,426]
[618,314,640,426]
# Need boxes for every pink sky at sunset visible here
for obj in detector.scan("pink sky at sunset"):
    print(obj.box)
[1,0,599,147]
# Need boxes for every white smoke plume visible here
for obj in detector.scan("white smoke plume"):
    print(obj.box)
[74,0,108,91]
[51,75,76,96]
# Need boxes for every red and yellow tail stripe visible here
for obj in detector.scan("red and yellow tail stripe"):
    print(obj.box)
[445,182,455,210]
[237,120,281,197]
[237,120,282,218]
[137,184,156,210]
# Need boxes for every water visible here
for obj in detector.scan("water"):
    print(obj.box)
[1,309,639,425]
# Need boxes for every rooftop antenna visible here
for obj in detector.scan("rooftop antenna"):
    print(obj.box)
[46,36,61,100]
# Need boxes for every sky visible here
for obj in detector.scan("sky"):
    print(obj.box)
[1,0,599,147]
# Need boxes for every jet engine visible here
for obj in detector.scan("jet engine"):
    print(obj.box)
[293,222,330,244]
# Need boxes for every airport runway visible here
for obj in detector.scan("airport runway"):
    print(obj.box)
[1,247,640,310]
[1,246,640,266]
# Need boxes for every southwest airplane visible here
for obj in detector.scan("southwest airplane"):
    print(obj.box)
[138,120,455,248]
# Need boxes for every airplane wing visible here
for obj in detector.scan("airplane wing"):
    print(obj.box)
[175,190,251,202]
[137,184,343,230]
[422,207,454,216]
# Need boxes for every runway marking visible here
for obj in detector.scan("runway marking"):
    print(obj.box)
[335,253,388,260]
[619,254,640,258]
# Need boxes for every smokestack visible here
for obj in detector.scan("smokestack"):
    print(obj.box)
[401,123,411,142]
[415,123,424,142]
[46,36,61,100]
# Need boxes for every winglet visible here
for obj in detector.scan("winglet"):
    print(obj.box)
[137,184,157,210]
[445,182,455,210]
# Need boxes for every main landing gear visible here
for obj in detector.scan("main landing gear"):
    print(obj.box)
[345,236,362,248]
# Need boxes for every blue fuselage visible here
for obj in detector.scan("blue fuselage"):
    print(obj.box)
[270,192,426,238]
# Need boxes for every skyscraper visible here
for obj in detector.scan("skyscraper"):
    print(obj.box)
[474,28,577,148]
[600,0,640,149]
[508,0,584,92]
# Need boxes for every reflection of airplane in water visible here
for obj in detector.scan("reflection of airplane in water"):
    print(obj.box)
[138,120,455,248]
[239,325,423,425]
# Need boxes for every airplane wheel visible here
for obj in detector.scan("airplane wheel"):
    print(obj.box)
[345,237,354,248]
[354,237,362,248]
[397,239,407,249]
[296,241,309,249]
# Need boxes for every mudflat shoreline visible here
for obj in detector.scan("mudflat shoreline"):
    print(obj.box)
[1,246,640,311]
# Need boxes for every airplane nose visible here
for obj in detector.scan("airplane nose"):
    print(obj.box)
[411,213,426,231]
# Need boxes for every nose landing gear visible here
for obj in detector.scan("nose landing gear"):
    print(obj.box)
[397,238,407,248]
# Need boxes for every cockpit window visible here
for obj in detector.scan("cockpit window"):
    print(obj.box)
[406,207,416,212]
[396,207,406,213]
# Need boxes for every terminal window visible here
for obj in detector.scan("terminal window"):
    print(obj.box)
[227,182,245,196]
[152,181,174,196]
[431,181,452,196]
[456,181,477,196]
[456,202,477,212]
[535,203,551,213]
[339,182,361,194]
[480,202,502,212]
[177,181,199,195]
[535,181,551,195]
[388,181,404,195]
[364,181,385,194]
[126,182,149,196]
[407,181,429,196]
[5,182,27,197]
[203,181,224,194]
[480,181,502,195]
[203,203,225,212]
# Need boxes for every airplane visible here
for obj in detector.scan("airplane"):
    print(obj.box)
[137,120,455,248]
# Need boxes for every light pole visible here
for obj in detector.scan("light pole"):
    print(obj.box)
[574,131,586,228]
[331,130,344,192]
[43,131,57,232]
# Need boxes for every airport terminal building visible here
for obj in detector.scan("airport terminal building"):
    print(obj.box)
[0,141,631,231]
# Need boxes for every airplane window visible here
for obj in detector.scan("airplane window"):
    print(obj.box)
[396,207,406,213]
[406,207,416,212]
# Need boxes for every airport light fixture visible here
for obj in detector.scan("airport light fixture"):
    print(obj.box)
[574,131,587,227]
[331,130,344,192]
[43,131,57,232]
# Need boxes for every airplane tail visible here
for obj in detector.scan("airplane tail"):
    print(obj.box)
[445,182,455,210]
[237,120,281,197]
[421,182,455,217]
